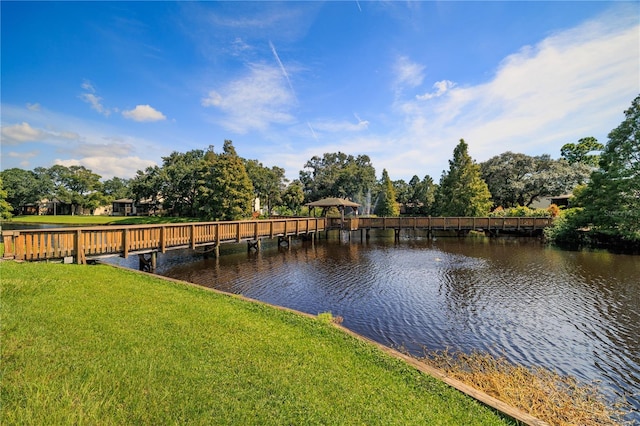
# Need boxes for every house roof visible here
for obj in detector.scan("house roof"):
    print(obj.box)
[305,197,361,208]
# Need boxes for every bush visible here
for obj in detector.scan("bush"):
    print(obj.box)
[490,205,551,218]
[543,208,590,246]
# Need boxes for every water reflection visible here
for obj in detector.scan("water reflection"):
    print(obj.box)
[158,233,639,421]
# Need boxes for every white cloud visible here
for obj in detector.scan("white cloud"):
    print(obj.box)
[311,118,369,133]
[26,102,41,112]
[231,37,252,56]
[81,80,96,93]
[5,150,40,168]
[1,122,46,144]
[69,141,136,158]
[122,105,167,122]
[416,80,456,100]
[0,122,82,147]
[201,63,296,133]
[80,93,111,117]
[55,156,156,180]
[393,56,425,91]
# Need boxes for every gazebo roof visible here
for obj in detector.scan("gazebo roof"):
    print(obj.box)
[305,197,361,208]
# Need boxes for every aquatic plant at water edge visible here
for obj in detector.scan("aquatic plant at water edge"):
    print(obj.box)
[420,348,630,426]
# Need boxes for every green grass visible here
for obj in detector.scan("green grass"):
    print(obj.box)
[0,261,514,425]
[2,215,200,226]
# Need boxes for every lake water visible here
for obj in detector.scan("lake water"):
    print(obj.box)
[109,231,639,421]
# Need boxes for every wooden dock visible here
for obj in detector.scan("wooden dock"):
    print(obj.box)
[1,218,325,265]
[1,216,553,266]
[356,216,552,232]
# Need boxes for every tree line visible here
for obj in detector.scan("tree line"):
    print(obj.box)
[1,95,637,246]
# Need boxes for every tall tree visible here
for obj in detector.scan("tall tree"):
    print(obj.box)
[408,174,437,215]
[374,169,400,217]
[0,177,13,219]
[435,139,492,216]
[202,140,254,221]
[579,95,640,241]
[161,149,210,217]
[560,137,604,167]
[130,165,165,215]
[46,165,102,215]
[392,179,411,207]
[481,152,590,208]
[281,180,305,215]
[245,160,287,216]
[0,168,49,214]
[102,177,132,200]
[299,152,376,204]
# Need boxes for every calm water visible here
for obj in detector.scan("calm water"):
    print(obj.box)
[115,231,640,420]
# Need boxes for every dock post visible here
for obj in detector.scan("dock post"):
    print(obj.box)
[203,244,218,259]
[278,235,291,249]
[248,239,261,252]
[138,253,156,272]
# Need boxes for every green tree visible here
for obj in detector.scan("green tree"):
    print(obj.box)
[481,152,590,208]
[435,139,492,216]
[299,152,376,205]
[409,175,437,215]
[0,177,14,219]
[161,149,210,217]
[560,137,604,167]
[102,177,132,200]
[393,179,411,207]
[202,140,254,221]
[130,165,165,215]
[46,165,103,215]
[579,95,640,241]
[0,168,49,214]
[245,160,287,216]
[374,169,400,216]
[280,180,305,215]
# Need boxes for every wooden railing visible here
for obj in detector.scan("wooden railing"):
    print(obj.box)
[2,217,326,264]
[1,216,553,264]
[358,216,553,231]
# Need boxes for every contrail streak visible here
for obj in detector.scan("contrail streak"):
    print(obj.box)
[307,121,319,141]
[269,40,297,102]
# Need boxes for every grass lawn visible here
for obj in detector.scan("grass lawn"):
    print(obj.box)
[0,261,514,425]
[1,215,200,226]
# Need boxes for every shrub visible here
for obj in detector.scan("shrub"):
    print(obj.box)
[543,208,590,246]
[547,204,561,218]
[489,205,551,218]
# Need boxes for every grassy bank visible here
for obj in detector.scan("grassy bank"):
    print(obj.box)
[0,261,513,425]
[1,215,199,226]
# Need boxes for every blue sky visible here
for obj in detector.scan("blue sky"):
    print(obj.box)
[1,1,638,182]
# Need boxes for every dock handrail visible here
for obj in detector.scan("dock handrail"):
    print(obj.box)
[2,217,326,264]
[1,216,553,264]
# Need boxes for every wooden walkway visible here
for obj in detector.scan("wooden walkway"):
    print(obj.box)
[2,218,325,265]
[2,216,553,265]
[351,216,552,232]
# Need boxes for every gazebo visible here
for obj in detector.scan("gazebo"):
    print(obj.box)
[305,197,361,221]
